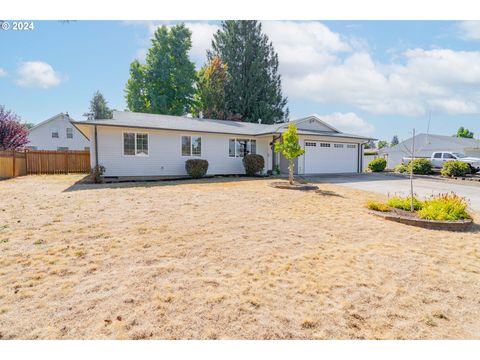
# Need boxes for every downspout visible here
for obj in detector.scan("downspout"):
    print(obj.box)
[94,125,99,168]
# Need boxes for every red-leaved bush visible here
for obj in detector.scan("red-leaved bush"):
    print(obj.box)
[0,106,29,150]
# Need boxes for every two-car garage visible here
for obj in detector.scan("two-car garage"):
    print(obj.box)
[303,141,359,174]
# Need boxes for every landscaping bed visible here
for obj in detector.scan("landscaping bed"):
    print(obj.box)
[269,181,319,191]
[369,208,473,231]
[365,193,474,231]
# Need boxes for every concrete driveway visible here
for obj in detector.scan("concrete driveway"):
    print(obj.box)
[304,173,480,214]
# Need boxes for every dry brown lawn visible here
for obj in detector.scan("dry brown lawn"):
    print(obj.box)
[0,175,479,339]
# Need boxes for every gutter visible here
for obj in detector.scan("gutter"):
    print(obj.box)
[94,125,98,168]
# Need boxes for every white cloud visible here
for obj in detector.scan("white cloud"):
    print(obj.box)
[0,68,6,77]
[318,112,375,135]
[457,21,480,40]
[16,61,62,89]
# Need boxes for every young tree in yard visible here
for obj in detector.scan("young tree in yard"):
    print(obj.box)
[209,20,288,124]
[456,126,474,138]
[391,135,399,146]
[274,123,305,185]
[192,56,229,119]
[377,140,388,149]
[0,106,29,150]
[364,140,376,149]
[125,24,196,116]
[84,91,113,120]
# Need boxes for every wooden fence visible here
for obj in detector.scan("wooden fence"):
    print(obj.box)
[0,150,90,178]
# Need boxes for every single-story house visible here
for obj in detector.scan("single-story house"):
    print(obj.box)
[27,113,90,151]
[72,111,373,178]
[379,133,480,169]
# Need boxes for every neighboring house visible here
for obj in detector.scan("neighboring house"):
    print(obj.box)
[72,111,372,178]
[27,113,90,151]
[379,133,480,169]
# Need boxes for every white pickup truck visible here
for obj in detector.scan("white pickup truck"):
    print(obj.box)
[402,151,480,172]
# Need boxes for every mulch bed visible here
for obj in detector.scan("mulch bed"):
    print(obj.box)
[369,208,474,231]
[269,181,319,191]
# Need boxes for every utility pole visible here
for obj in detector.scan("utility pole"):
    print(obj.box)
[410,128,415,212]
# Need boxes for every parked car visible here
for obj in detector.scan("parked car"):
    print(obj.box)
[402,151,480,173]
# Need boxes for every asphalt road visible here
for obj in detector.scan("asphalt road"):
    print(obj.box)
[305,173,480,214]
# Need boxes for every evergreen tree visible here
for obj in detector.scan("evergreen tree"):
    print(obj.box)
[456,126,474,138]
[209,20,288,124]
[391,135,399,146]
[84,91,113,120]
[125,24,196,116]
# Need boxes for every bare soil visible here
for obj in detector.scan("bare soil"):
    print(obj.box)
[0,175,479,339]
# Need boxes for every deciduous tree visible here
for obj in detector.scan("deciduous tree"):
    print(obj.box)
[0,106,29,150]
[456,126,474,138]
[125,24,196,116]
[274,123,305,185]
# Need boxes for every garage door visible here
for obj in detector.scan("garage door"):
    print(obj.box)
[304,141,358,174]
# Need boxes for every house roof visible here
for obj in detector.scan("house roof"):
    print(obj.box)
[72,111,373,140]
[29,113,75,131]
[379,133,480,155]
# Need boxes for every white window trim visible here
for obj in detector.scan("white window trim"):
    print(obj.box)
[66,127,73,139]
[122,131,149,157]
[181,135,202,157]
[229,138,257,158]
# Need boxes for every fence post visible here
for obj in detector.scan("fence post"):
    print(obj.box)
[65,151,69,174]
[12,150,16,178]
[24,149,28,174]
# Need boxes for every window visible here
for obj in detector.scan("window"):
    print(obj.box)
[51,128,59,138]
[347,144,356,149]
[443,153,455,159]
[57,147,69,151]
[123,133,135,155]
[334,144,344,148]
[66,128,73,139]
[305,142,317,147]
[136,133,148,155]
[181,136,202,156]
[319,143,331,147]
[84,146,90,151]
[123,132,148,156]
[229,138,256,157]
[433,152,442,159]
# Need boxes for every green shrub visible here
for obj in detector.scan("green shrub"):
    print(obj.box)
[91,165,105,184]
[243,154,265,176]
[394,164,408,173]
[368,158,387,172]
[418,193,472,221]
[441,161,470,177]
[387,196,423,211]
[185,159,209,179]
[408,158,432,175]
[365,201,390,212]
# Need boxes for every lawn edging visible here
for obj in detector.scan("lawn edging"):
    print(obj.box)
[368,210,474,231]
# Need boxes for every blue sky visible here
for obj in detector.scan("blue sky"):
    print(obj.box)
[1,20,480,142]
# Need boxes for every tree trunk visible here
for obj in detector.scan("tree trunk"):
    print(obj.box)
[288,159,294,185]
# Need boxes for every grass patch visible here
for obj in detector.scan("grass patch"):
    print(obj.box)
[0,238,8,244]
[365,201,390,212]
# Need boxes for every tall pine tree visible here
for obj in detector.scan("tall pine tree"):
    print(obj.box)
[125,24,196,116]
[84,91,113,120]
[209,21,288,124]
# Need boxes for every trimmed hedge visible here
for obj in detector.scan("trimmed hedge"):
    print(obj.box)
[394,164,408,173]
[243,154,265,176]
[408,158,433,175]
[185,159,209,179]
[441,160,470,177]
[368,158,387,172]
